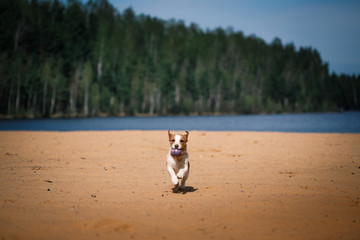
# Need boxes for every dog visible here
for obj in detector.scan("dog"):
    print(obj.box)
[167,130,190,190]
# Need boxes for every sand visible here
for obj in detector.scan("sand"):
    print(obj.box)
[0,130,359,240]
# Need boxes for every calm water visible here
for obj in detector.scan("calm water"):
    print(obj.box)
[0,112,359,133]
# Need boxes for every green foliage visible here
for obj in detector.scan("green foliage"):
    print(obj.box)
[0,0,359,117]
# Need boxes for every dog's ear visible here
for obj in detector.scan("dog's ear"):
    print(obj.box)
[185,131,189,142]
[168,130,172,142]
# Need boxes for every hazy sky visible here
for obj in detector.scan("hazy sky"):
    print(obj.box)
[108,0,360,75]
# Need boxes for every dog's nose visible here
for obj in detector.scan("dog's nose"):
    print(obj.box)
[174,144,179,149]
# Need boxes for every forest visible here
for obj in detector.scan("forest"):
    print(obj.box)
[1,0,359,118]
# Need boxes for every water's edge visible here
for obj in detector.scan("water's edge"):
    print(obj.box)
[0,112,359,133]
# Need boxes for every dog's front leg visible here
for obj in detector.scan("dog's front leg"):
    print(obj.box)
[177,166,187,179]
[178,165,189,190]
[167,166,179,186]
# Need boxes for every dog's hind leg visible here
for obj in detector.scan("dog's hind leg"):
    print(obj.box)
[180,169,189,190]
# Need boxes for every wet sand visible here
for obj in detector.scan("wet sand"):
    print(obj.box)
[0,131,359,240]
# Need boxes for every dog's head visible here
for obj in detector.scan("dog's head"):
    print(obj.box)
[168,130,189,156]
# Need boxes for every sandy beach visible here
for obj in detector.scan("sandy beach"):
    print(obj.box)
[0,130,359,240]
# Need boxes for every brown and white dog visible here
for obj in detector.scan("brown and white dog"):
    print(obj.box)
[167,130,190,190]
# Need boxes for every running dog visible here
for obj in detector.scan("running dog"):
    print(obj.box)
[166,130,190,190]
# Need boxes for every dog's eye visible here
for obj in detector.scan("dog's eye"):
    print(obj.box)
[180,140,184,143]
[171,139,175,142]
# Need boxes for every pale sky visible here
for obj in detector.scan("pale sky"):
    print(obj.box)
[108,0,360,76]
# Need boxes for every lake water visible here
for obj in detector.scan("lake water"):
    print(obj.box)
[0,112,359,133]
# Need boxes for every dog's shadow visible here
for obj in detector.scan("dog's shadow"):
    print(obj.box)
[172,186,198,194]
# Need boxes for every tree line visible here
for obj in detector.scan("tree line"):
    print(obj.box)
[1,0,359,118]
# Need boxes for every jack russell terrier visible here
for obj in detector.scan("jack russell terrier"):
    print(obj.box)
[167,130,190,190]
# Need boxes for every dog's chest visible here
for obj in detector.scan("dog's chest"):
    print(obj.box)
[168,154,187,171]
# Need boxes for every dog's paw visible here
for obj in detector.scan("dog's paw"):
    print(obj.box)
[180,183,186,190]
[177,172,184,179]
[171,177,179,185]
